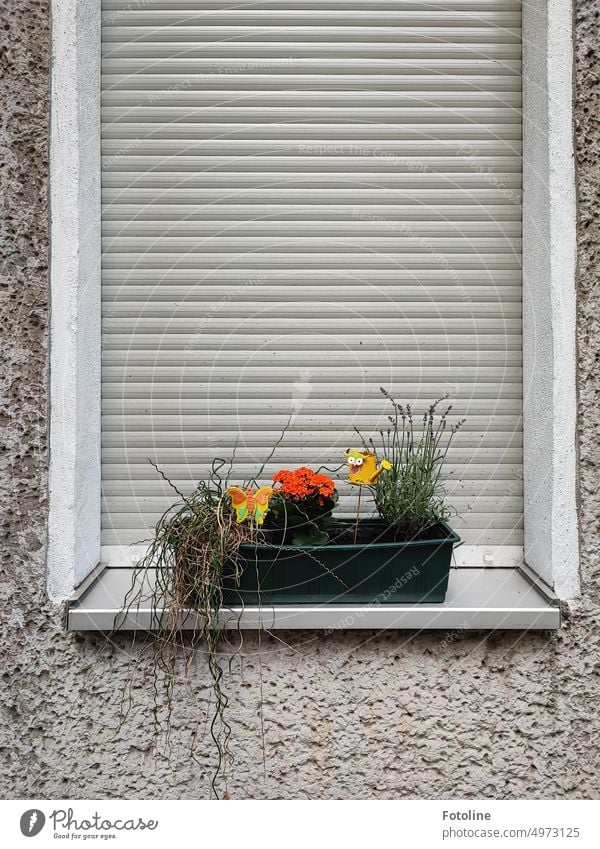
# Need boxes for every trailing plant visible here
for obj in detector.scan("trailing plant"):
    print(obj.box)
[356,388,465,539]
[115,458,257,798]
[267,466,338,545]
[115,418,316,798]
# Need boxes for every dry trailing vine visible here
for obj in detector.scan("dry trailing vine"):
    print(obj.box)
[114,458,258,798]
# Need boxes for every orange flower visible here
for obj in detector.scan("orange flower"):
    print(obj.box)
[272,467,336,502]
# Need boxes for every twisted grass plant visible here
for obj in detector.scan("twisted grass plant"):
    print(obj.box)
[115,427,292,799]
[357,388,465,539]
[117,434,346,797]
[116,458,255,798]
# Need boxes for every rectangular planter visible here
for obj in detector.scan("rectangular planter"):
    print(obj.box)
[222,520,460,606]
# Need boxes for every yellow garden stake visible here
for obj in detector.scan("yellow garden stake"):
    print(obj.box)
[345,449,392,543]
[345,449,392,485]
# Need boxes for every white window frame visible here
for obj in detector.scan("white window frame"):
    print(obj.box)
[47,0,580,603]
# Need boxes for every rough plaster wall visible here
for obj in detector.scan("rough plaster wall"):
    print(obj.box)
[0,1,599,800]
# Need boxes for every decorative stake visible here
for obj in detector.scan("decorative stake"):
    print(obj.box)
[227,486,273,525]
[345,449,392,544]
[345,449,391,486]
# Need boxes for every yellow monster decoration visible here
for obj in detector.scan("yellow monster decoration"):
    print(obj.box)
[345,449,392,486]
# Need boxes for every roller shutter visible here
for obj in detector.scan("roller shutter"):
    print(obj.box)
[101,0,523,550]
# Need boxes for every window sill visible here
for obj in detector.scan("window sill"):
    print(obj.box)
[67,566,560,631]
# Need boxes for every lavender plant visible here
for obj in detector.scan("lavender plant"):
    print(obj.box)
[357,388,465,539]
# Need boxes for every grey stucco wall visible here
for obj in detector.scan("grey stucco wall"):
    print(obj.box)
[1,1,599,799]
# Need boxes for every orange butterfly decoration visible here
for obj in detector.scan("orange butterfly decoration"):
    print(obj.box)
[227,486,273,525]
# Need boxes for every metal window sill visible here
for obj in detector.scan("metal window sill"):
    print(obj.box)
[67,565,560,631]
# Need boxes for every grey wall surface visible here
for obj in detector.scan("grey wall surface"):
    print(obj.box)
[1,1,599,799]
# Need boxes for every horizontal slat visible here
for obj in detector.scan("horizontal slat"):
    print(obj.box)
[102,222,521,239]
[101,268,521,281]
[100,461,522,480]
[103,430,522,450]
[102,257,522,272]
[102,204,521,222]
[102,188,522,204]
[102,1,522,11]
[103,390,521,404]
[103,304,521,320]
[103,288,521,307]
[102,11,522,27]
[103,178,521,194]
[101,412,521,429]
[103,316,521,332]
[102,43,521,60]
[101,155,521,173]
[103,387,522,401]
[102,267,520,281]
[102,58,522,76]
[102,352,522,369]
[102,267,521,282]
[102,106,521,123]
[102,431,522,446]
[102,122,523,140]
[103,92,522,109]
[101,235,521,251]
[101,334,522,353]
[102,385,522,401]
[102,139,522,155]
[102,74,522,92]
[103,24,521,41]
[103,447,522,467]
[103,361,522,376]
[102,397,525,415]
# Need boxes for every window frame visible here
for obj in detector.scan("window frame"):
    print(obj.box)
[47,0,580,606]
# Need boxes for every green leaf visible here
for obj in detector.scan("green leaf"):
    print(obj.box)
[291,528,329,547]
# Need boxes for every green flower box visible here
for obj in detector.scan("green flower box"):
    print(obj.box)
[222,520,460,606]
